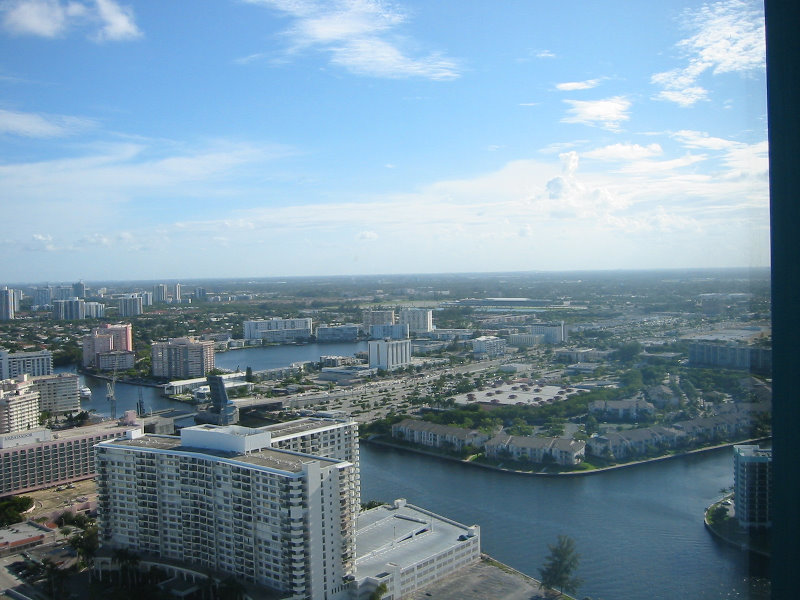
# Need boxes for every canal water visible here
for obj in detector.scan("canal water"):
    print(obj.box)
[213,341,368,372]
[360,443,769,600]
[61,345,767,599]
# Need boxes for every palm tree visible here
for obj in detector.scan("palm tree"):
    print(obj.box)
[217,575,246,600]
[111,547,140,589]
[42,558,69,598]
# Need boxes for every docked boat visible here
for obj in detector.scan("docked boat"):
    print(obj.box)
[80,386,92,400]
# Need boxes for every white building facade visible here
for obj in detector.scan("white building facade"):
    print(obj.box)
[244,318,313,342]
[398,308,433,334]
[368,339,412,371]
[0,349,53,381]
[471,336,507,357]
[0,376,41,434]
[95,425,358,600]
[31,373,80,415]
[527,322,567,343]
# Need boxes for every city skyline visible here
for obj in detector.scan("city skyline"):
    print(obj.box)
[0,0,768,281]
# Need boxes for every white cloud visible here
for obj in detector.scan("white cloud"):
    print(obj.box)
[652,0,765,106]
[1,0,141,41]
[242,0,459,80]
[562,96,631,131]
[672,129,737,150]
[536,49,555,58]
[93,0,141,41]
[555,79,602,91]
[671,130,768,178]
[0,108,94,137]
[582,143,663,161]
[618,153,708,174]
[356,230,378,241]
[519,102,539,107]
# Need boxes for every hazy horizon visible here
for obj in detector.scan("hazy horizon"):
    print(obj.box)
[1,1,769,282]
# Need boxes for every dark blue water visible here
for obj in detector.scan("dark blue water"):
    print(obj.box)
[56,366,187,417]
[214,342,368,372]
[360,443,769,600]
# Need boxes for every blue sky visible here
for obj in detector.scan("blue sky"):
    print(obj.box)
[0,0,768,282]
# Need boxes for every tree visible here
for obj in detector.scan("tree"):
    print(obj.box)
[538,535,583,596]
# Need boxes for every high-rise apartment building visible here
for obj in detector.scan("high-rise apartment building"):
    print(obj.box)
[243,318,313,342]
[84,302,105,318]
[33,287,52,308]
[31,373,80,416]
[0,349,53,380]
[362,310,395,331]
[72,281,87,298]
[53,298,85,320]
[194,287,207,301]
[369,323,409,340]
[174,283,181,303]
[151,338,215,379]
[368,339,412,371]
[0,421,142,496]
[153,284,168,304]
[93,418,480,599]
[117,295,143,317]
[398,308,434,334]
[83,324,134,369]
[95,424,358,599]
[0,289,15,321]
[527,321,567,344]
[734,445,772,528]
[0,376,41,434]
[53,286,73,301]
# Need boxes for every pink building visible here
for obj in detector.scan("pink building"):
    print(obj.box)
[82,323,134,368]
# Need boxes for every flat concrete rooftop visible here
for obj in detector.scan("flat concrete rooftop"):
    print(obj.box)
[261,418,350,438]
[355,502,476,579]
[103,434,344,473]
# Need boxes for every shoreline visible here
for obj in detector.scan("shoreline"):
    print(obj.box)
[364,435,772,477]
[704,498,771,559]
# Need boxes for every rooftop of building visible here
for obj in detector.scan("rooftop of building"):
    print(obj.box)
[0,420,141,447]
[102,432,345,474]
[260,417,354,438]
[355,501,477,579]
[734,444,772,459]
[0,521,54,546]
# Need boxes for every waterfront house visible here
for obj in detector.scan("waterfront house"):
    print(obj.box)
[391,419,489,452]
[485,434,585,466]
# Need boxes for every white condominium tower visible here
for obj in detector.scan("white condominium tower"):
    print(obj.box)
[30,373,80,415]
[243,318,313,342]
[398,308,433,334]
[0,289,14,321]
[95,424,358,600]
[0,375,41,434]
[0,349,53,380]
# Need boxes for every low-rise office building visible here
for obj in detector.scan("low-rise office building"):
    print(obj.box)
[353,500,481,600]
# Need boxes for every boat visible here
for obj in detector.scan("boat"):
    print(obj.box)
[80,387,92,400]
